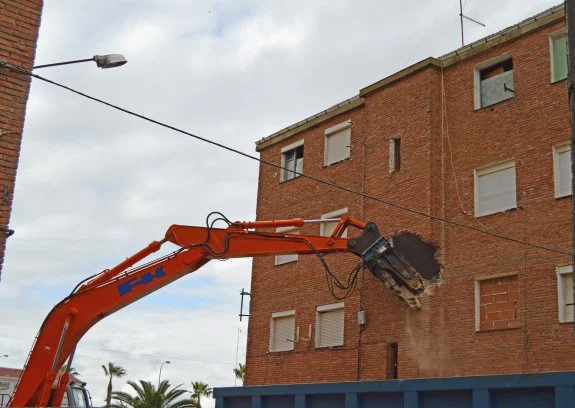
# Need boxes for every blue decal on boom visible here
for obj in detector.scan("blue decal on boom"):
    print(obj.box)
[117,266,167,296]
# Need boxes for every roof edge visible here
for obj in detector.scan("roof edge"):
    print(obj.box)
[441,3,564,66]
[255,3,565,151]
[255,96,365,152]
[359,57,441,97]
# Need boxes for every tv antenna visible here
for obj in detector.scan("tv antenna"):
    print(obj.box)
[459,0,485,46]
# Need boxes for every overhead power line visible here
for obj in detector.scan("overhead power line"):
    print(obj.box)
[4,64,571,257]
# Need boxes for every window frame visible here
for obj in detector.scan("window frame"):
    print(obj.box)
[274,226,300,266]
[557,264,573,324]
[473,52,514,110]
[549,29,568,84]
[320,207,348,237]
[280,139,304,183]
[324,120,352,166]
[553,142,571,198]
[315,302,345,348]
[474,160,517,217]
[269,310,296,352]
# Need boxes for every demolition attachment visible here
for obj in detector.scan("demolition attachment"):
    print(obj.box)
[348,222,426,309]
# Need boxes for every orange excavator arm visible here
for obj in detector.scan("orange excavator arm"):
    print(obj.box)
[9,213,427,407]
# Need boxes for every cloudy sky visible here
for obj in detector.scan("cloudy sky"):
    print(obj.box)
[0,1,560,407]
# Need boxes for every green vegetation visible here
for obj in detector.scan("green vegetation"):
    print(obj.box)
[102,362,127,408]
[111,380,198,408]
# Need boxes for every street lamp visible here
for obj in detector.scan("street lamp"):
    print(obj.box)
[33,54,128,70]
[158,360,170,387]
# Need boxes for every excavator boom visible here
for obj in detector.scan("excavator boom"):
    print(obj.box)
[9,214,429,407]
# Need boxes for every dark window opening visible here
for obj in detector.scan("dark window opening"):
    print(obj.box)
[386,342,398,379]
[480,59,513,80]
[282,145,304,181]
[389,138,401,173]
[393,139,401,171]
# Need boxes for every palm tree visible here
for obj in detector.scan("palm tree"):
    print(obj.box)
[111,380,198,408]
[102,362,127,408]
[233,363,245,384]
[190,382,212,408]
[59,365,80,376]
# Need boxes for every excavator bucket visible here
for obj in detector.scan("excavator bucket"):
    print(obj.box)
[348,222,440,309]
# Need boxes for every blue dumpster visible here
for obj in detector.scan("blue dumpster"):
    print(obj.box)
[214,371,575,408]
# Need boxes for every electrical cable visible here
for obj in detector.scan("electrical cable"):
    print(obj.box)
[4,65,571,257]
[246,229,361,299]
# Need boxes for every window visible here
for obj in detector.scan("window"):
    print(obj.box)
[275,227,299,265]
[474,161,516,217]
[280,140,304,182]
[474,55,514,109]
[475,274,519,331]
[320,207,348,238]
[557,265,573,323]
[553,143,572,198]
[71,387,88,408]
[324,121,351,166]
[269,310,295,352]
[386,342,398,380]
[389,138,401,173]
[316,303,344,348]
[550,31,568,83]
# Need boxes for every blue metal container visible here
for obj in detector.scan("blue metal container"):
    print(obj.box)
[214,371,575,408]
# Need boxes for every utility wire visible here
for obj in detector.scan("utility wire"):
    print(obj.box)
[5,64,571,257]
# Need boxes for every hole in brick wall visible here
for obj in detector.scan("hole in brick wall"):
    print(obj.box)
[391,232,441,282]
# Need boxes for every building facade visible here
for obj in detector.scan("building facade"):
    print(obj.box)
[0,1,43,278]
[246,5,573,385]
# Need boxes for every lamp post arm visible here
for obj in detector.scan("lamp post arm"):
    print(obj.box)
[33,58,94,69]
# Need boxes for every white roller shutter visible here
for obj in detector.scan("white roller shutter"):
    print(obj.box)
[475,162,516,216]
[317,306,344,348]
[324,122,351,166]
[320,208,348,238]
[565,273,574,322]
[270,313,295,352]
[275,228,300,265]
[554,144,572,198]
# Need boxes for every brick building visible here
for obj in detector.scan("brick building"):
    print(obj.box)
[246,4,573,385]
[0,1,43,278]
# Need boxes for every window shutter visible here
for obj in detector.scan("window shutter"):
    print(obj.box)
[325,128,351,165]
[322,221,338,237]
[553,35,568,82]
[318,308,344,347]
[477,165,516,216]
[320,208,348,238]
[275,229,299,265]
[558,149,572,197]
[271,315,295,352]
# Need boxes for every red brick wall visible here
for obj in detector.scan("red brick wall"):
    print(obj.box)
[0,1,43,278]
[246,16,574,386]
